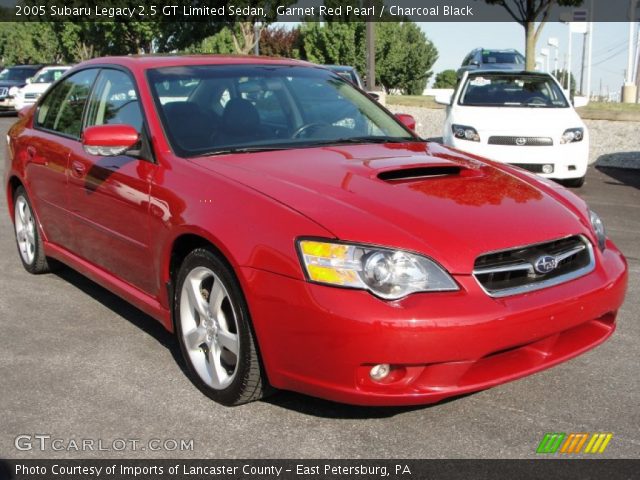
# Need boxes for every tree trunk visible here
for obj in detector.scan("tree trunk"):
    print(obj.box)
[525,21,537,71]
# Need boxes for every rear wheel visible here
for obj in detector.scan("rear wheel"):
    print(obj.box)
[174,248,267,406]
[13,186,51,274]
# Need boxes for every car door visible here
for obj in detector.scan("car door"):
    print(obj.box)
[27,69,98,248]
[66,68,157,294]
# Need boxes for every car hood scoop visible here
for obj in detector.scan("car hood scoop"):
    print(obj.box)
[377,165,463,182]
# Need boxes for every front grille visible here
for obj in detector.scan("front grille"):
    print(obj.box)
[473,235,594,297]
[488,136,553,146]
[508,163,552,174]
[0,87,8,98]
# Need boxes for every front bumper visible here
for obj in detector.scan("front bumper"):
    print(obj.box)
[448,137,589,180]
[240,242,627,406]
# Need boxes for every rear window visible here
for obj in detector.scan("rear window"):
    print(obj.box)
[481,52,525,65]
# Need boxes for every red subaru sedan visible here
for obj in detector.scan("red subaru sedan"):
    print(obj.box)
[5,56,627,406]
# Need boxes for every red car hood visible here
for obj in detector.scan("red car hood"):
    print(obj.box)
[190,142,591,274]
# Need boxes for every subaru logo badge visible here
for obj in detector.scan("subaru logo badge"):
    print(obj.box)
[515,137,527,146]
[534,255,557,274]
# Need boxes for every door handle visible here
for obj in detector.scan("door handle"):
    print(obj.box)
[71,160,86,176]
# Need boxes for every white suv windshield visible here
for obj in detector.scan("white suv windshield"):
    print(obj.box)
[460,74,569,108]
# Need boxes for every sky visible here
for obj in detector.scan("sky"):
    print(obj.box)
[421,22,635,96]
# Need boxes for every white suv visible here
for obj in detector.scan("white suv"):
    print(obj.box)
[14,65,71,111]
[437,70,589,187]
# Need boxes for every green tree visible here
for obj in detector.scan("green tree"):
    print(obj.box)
[301,22,437,94]
[301,22,367,73]
[434,70,459,88]
[484,0,584,70]
[186,27,236,54]
[0,23,63,64]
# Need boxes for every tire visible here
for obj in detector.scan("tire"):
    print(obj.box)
[174,247,268,406]
[563,176,586,188]
[13,186,51,274]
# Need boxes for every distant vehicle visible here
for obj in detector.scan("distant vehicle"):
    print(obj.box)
[14,66,72,111]
[324,65,380,101]
[0,65,45,112]
[437,70,589,187]
[324,65,365,88]
[457,49,525,78]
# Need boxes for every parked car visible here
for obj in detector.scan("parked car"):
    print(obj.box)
[0,65,45,112]
[13,65,72,111]
[324,64,380,101]
[437,70,589,187]
[5,56,627,406]
[457,48,525,78]
[324,64,365,88]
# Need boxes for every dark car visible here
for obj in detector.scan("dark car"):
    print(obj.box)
[457,49,525,78]
[324,65,365,88]
[0,65,45,112]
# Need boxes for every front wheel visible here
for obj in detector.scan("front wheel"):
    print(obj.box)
[13,186,51,274]
[174,248,268,406]
[562,176,586,188]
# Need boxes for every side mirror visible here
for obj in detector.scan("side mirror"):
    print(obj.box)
[367,91,380,101]
[82,124,139,156]
[25,78,32,85]
[470,60,480,67]
[395,113,416,132]
[435,93,452,106]
[573,96,589,108]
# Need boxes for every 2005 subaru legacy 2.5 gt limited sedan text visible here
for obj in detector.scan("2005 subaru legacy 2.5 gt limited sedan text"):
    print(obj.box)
[5,56,628,406]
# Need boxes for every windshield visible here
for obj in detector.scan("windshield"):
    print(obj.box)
[147,64,414,157]
[33,68,67,84]
[481,51,525,65]
[459,74,569,108]
[0,67,36,82]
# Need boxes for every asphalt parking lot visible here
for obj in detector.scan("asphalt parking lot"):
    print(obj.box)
[0,115,638,459]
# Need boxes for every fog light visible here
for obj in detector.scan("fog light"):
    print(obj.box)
[369,364,391,381]
[542,164,554,174]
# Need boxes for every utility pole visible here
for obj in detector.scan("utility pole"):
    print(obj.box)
[366,22,375,90]
[622,0,638,102]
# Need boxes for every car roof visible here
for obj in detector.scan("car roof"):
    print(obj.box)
[467,69,549,76]
[79,55,314,73]
[324,65,356,72]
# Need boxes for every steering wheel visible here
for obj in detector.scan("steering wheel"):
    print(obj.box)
[526,96,548,105]
[292,122,330,139]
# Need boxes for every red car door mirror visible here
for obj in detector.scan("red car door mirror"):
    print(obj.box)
[395,113,416,132]
[81,124,139,156]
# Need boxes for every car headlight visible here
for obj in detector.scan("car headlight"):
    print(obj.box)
[297,239,459,300]
[561,127,584,144]
[589,210,606,251]
[8,86,19,97]
[452,124,480,142]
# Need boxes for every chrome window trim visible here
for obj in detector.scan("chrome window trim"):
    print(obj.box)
[473,235,595,298]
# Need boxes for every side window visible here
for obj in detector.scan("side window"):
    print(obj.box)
[85,69,143,132]
[36,69,97,138]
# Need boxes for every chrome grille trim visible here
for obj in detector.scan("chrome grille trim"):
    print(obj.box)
[473,235,595,298]
[0,87,8,98]
[488,136,553,146]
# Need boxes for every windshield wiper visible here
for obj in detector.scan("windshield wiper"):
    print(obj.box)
[199,146,290,156]
[304,136,415,147]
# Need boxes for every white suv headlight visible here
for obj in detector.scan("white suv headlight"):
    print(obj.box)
[297,239,459,300]
[561,128,584,144]
[8,86,19,97]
